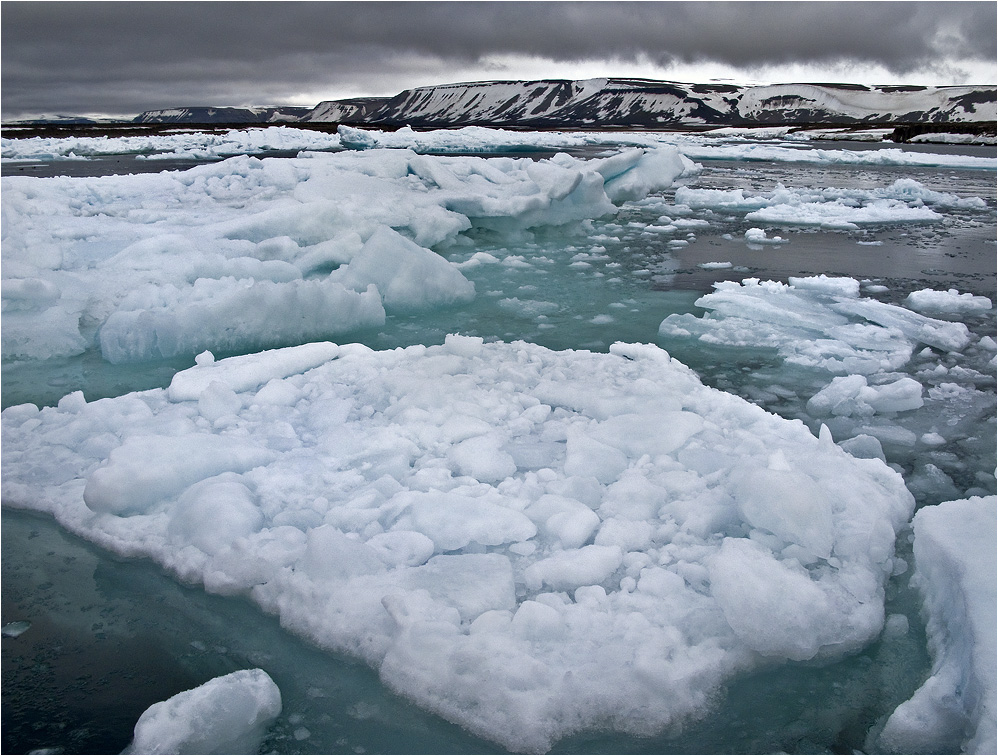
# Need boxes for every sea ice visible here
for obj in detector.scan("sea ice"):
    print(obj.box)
[2,146,693,363]
[744,227,787,244]
[904,288,994,317]
[334,125,997,169]
[675,179,986,232]
[7,125,994,170]
[123,668,282,754]
[1,126,341,162]
[878,496,997,755]
[2,338,915,752]
[658,276,972,375]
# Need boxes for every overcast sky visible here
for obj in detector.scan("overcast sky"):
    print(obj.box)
[2,1,995,119]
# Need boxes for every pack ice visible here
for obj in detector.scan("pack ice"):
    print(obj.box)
[674,179,987,230]
[1,146,694,363]
[2,337,915,752]
[337,124,998,170]
[0,125,341,162]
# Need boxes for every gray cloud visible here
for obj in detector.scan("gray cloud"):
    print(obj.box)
[2,1,995,119]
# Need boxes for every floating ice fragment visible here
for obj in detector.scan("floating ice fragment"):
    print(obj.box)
[879,496,997,755]
[658,276,970,374]
[330,226,475,312]
[904,288,993,316]
[1,621,31,638]
[744,227,787,244]
[123,668,282,755]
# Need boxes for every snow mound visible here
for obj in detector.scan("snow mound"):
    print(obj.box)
[2,338,914,752]
[878,496,997,755]
[123,668,282,754]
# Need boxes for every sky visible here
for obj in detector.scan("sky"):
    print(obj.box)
[2,1,996,120]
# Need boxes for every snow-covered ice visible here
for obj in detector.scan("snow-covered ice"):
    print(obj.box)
[123,668,282,754]
[905,288,994,317]
[336,125,998,170]
[674,179,987,231]
[878,496,997,755]
[1,126,342,162]
[744,228,787,245]
[2,338,915,752]
[659,276,973,375]
[2,146,693,363]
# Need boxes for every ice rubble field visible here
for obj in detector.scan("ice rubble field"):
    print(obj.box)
[1,146,691,364]
[0,338,918,751]
[2,132,996,752]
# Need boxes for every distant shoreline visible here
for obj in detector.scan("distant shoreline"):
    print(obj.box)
[3,120,996,144]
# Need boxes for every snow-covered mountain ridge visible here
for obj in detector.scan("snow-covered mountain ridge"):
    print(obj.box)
[116,79,997,128]
[133,105,311,124]
[303,78,997,128]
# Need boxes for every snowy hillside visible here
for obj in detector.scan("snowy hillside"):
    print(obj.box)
[133,105,310,124]
[306,97,392,123]
[304,78,997,128]
[122,79,996,128]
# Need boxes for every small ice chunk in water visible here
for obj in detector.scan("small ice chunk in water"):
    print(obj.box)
[123,668,282,754]
[744,227,787,244]
[904,288,993,316]
[1,621,31,638]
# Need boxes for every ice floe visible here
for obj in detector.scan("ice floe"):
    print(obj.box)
[1,126,342,162]
[658,276,996,506]
[2,338,915,752]
[674,179,987,231]
[123,668,282,754]
[336,125,997,169]
[2,146,693,363]
[878,496,997,755]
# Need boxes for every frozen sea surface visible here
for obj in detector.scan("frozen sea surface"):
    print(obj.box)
[2,130,995,754]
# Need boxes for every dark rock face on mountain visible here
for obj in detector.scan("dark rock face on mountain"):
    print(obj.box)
[303,78,997,128]
[133,106,311,124]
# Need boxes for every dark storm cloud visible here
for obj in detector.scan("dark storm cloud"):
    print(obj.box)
[2,1,995,118]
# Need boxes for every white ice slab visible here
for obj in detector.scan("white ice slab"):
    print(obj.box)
[2,338,915,752]
[878,496,997,755]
